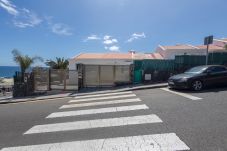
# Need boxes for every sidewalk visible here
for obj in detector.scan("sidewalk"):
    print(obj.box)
[0,92,73,104]
[73,83,168,96]
[0,83,168,104]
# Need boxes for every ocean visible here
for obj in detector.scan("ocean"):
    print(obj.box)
[0,66,21,78]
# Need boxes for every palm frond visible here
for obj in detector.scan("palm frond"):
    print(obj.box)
[11,49,43,73]
[45,57,69,69]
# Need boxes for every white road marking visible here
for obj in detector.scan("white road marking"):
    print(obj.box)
[60,98,142,109]
[161,88,202,100]
[24,114,162,134]
[69,94,137,103]
[1,133,190,151]
[74,91,133,99]
[47,104,149,118]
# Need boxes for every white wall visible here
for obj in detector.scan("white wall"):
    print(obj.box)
[163,49,206,59]
[69,59,133,70]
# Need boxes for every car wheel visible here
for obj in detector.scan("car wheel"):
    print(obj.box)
[191,80,203,91]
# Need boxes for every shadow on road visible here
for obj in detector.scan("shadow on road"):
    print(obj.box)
[170,85,227,94]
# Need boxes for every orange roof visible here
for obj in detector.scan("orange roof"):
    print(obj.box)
[216,38,227,42]
[133,53,164,60]
[221,39,227,42]
[162,45,196,50]
[75,53,133,60]
[196,45,224,50]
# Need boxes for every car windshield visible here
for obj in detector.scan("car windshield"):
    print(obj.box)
[185,66,208,74]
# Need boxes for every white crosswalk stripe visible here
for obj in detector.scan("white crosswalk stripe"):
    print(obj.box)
[74,91,133,99]
[47,104,149,118]
[24,114,162,134]
[1,133,190,151]
[1,91,190,150]
[69,94,137,103]
[60,98,142,109]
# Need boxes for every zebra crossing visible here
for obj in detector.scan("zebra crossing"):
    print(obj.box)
[1,91,190,151]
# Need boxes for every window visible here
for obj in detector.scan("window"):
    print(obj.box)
[209,66,227,73]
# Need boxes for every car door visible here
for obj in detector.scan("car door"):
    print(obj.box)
[216,66,227,85]
[205,66,227,86]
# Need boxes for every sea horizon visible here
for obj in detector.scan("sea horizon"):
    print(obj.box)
[0,66,21,78]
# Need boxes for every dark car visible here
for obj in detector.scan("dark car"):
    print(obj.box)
[168,65,227,91]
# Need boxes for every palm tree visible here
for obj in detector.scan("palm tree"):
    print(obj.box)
[45,57,69,69]
[12,49,43,80]
[46,58,69,85]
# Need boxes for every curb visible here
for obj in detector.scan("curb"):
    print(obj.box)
[75,84,168,96]
[0,95,73,105]
[0,84,168,104]
[123,84,168,91]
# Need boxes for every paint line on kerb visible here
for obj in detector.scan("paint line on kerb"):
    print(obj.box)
[60,98,142,109]
[74,91,133,99]
[1,133,190,151]
[161,88,202,100]
[47,104,149,118]
[69,94,137,103]
[24,114,162,134]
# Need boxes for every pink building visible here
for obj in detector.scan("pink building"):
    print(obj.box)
[155,38,227,59]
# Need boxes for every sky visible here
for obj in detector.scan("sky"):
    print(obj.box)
[0,0,227,66]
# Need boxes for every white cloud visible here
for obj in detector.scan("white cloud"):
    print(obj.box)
[45,16,73,36]
[0,0,18,16]
[0,0,42,28]
[84,35,100,42]
[103,35,118,45]
[52,23,73,36]
[13,8,42,28]
[127,32,146,42]
[108,45,120,52]
[104,35,111,40]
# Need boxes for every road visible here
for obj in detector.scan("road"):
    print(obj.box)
[0,87,227,150]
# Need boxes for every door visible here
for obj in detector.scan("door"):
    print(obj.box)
[115,66,130,83]
[205,66,227,86]
[134,70,142,84]
[84,65,99,87]
[100,65,114,86]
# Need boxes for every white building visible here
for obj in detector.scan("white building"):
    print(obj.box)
[69,52,163,87]
[69,53,134,87]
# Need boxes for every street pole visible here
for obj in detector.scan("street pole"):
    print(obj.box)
[206,44,209,65]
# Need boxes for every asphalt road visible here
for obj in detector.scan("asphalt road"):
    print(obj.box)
[0,87,226,150]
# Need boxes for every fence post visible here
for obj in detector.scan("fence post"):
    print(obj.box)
[64,69,67,90]
[48,69,51,91]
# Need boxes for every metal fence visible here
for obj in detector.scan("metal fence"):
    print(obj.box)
[134,53,227,84]
[33,68,78,91]
[134,60,175,83]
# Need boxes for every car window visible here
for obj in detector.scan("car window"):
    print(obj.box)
[209,66,227,73]
[185,66,208,74]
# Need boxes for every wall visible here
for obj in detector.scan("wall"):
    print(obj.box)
[163,49,206,59]
[69,58,133,70]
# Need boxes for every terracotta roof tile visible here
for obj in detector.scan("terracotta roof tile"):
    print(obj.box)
[75,53,132,60]
[133,53,164,60]
[196,45,224,51]
[162,45,196,50]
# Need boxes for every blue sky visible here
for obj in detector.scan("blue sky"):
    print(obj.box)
[0,0,227,66]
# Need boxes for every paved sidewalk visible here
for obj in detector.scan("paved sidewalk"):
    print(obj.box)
[0,83,168,104]
[73,83,168,96]
[0,93,73,104]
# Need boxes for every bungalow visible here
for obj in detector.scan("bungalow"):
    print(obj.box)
[156,38,227,59]
[69,52,163,88]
